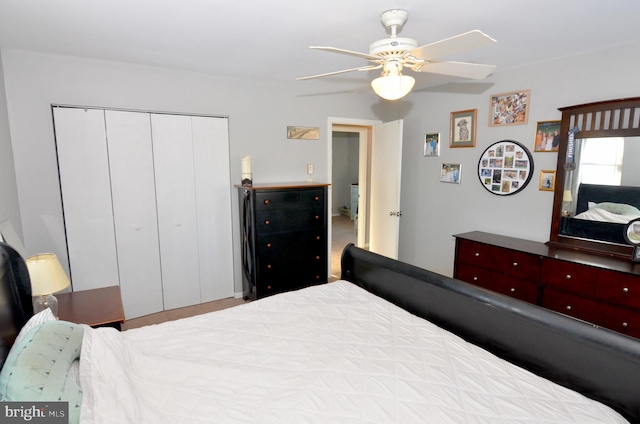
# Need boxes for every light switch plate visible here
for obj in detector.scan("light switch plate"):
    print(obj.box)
[307,164,314,174]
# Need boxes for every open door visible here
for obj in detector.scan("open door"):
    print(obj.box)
[369,119,403,259]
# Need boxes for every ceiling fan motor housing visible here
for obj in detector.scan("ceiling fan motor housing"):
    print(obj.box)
[369,37,419,57]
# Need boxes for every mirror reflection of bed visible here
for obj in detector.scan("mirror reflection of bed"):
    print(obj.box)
[560,183,640,245]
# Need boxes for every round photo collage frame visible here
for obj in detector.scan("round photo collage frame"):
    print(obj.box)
[477,140,534,196]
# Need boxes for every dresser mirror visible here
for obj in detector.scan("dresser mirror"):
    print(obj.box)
[549,97,640,258]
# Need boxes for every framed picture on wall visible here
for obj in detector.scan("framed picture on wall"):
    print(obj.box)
[534,120,561,152]
[539,170,556,191]
[488,90,530,126]
[449,109,477,148]
[477,140,534,196]
[441,163,462,184]
[424,133,440,156]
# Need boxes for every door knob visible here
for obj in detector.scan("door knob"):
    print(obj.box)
[389,211,403,217]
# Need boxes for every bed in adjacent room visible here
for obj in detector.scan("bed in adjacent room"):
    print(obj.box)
[1,241,640,423]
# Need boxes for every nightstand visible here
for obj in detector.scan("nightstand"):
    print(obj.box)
[57,286,125,330]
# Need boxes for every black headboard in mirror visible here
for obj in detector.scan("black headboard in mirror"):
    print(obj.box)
[550,97,640,257]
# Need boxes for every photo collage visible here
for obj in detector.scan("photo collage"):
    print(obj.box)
[478,140,532,195]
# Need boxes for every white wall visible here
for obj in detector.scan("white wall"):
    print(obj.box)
[0,49,379,294]
[3,42,640,297]
[0,53,22,241]
[394,42,640,276]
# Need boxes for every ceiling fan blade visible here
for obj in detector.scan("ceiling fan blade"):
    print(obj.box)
[417,61,496,80]
[309,46,380,61]
[297,65,382,81]
[410,30,496,60]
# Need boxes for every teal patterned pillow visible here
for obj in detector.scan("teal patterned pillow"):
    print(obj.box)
[0,320,84,424]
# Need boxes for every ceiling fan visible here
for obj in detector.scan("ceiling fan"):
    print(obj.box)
[297,9,497,100]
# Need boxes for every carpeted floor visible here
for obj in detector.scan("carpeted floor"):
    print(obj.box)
[331,214,357,279]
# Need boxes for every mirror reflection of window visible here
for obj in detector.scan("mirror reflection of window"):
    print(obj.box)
[577,137,624,185]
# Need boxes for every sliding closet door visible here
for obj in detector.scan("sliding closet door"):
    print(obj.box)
[53,107,119,290]
[150,114,201,309]
[104,110,164,318]
[192,116,234,301]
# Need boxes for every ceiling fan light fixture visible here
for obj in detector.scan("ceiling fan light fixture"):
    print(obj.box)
[371,74,415,100]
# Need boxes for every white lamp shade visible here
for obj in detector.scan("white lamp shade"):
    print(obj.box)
[26,253,71,296]
[563,190,573,202]
[371,74,415,100]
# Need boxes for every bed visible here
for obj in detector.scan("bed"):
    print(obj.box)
[1,241,640,423]
[560,183,640,245]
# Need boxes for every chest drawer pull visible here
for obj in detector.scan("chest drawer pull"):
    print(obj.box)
[267,243,272,248]
[265,220,270,225]
[315,215,320,220]
[314,196,320,201]
[315,255,321,260]
[264,199,270,205]
[566,305,572,311]
[623,287,629,293]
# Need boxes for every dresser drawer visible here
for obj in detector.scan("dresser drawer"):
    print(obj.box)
[255,189,324,211]
[256,207,325,234]
[595,269,640,308]
[456,264,539,304]
[591,302,640,339]
[541,288,599,323]
[456,239,540,283]
[541,258,597,295]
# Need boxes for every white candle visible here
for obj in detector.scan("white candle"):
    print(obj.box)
[241,156,252,174]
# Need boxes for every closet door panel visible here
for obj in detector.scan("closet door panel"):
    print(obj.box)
[151,114,201,310]
[192,116,234,301]
[53,107,119,290]
[105,110,164,318]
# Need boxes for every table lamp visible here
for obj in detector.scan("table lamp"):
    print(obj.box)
[26,253,71,318]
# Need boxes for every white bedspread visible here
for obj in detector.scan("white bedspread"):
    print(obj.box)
[79,281,628,424]
[573,207,637,223]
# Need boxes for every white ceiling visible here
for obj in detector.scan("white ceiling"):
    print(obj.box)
[1,0,640,95]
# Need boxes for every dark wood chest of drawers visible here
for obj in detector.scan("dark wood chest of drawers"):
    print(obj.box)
[454,231,640,339]
[238,183,329,300]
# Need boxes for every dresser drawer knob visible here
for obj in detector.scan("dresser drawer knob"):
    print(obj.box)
[566,305,572,311]
[473,276,478,281]
[622,322,628,328]
[512,262,518,267]
[265,220,270,225]
[474,252,480,257]
[565,274,572,280]
[510,288,516,292]
[623,287,629,293]
[264,199,270,205]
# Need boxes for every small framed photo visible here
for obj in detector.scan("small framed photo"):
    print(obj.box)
[287,126,319,140]
[450,109,477,148]
[424,133,440,156]
[539,170,556,191]
[441,163,462,184]
[489,90,530,126]
[534,120,561,152]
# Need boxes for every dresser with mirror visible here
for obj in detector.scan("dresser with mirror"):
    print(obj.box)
[455,97,640,339]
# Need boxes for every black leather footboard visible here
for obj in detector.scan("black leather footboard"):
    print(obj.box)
[341,244,640,423]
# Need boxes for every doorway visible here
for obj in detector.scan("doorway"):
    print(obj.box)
[328,120,376,279]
